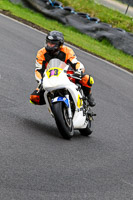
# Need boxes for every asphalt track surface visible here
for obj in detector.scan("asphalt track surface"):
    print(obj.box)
[0,14,133,200]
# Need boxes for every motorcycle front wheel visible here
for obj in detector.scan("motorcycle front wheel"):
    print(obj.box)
[52,102,74,140]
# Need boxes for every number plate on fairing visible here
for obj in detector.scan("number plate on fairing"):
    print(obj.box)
[46,67,63,78]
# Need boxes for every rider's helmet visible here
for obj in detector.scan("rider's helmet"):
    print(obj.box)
[45,31,64,53]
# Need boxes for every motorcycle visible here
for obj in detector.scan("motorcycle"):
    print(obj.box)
[42,58,96,139]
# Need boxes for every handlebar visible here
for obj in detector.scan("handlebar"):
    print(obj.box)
[67,73,81,80]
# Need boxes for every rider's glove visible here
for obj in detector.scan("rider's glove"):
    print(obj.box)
[74,69,83,77]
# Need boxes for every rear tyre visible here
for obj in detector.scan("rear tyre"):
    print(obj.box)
[79,120,93,136]
[52,102,74,140]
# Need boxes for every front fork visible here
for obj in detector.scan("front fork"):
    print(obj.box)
[65,94,72,119]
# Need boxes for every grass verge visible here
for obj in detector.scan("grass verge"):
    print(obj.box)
[0,0,133,72]
[60,0,133,33]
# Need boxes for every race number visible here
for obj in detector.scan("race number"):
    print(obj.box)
[46,68,62,78]
[49,69,58,77]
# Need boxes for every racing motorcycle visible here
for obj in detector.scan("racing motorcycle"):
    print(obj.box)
[42,58,96,140]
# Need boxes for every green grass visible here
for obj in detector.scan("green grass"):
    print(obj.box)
[60,0,133,33]
[0,0,133,72]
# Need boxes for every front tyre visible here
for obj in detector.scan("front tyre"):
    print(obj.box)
[79,120,93,136]
[52,102,74,140]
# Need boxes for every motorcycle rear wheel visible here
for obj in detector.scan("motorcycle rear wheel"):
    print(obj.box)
[52,102,74,140]
[79,120,93,136]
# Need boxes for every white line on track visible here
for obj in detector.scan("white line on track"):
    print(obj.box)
[1,13,133,77]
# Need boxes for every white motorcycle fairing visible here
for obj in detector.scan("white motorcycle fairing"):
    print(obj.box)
[42,59,87,129]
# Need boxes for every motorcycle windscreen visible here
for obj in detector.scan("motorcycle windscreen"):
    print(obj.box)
[46,58,67,70]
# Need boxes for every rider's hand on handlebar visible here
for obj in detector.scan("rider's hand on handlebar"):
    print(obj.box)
[74,69,83,77]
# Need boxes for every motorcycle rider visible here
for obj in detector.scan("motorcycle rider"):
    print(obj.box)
[30,30,96,107]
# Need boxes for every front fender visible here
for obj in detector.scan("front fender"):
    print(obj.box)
[52,97,69,107]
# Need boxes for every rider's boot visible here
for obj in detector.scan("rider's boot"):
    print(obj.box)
[82,86,96,107]
[30,88,45,105]
[87,93,96,107]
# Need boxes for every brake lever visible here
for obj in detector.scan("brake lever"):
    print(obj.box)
[67,74,81,80]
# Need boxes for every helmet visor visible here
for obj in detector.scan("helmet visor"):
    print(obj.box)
[47,41,56,48]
